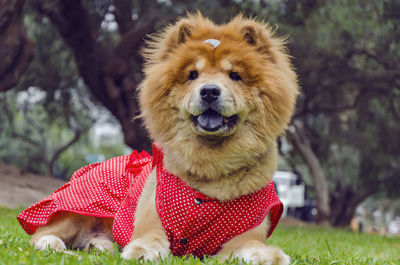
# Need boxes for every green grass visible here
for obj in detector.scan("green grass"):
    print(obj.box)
[1,207,399,264]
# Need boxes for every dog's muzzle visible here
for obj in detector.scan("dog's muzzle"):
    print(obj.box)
[191,84,238,132]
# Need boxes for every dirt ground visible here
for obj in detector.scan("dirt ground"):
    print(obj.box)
[0,163,65,208]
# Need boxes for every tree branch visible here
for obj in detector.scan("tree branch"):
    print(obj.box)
[48,129,81,176]
[351,48,398,72]
[0,0,34,91]
[357,175,398,204]
[389,97,400,122]
[294,89,363,119]
[114,0,135,35]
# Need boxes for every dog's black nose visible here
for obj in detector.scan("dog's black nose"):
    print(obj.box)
[200,84,221,104]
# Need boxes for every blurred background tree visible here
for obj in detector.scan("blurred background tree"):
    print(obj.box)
[275,0,400,226]
[0,0,399,226]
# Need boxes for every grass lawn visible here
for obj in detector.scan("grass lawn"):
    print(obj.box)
[0,207,399,264]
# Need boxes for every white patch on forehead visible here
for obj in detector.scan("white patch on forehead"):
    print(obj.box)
[220,59,232,71]
[195,58,206,71]
[203,39,221,49]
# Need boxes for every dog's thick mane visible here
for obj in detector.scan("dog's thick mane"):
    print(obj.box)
[165,145,278,200]
[139,13,298,200]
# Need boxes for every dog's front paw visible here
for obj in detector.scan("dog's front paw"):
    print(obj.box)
[121,239,169,261]
[33,235,67,251]
[86,237,114,251]
[224,245,290,265]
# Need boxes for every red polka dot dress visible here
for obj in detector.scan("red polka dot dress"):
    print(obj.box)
[17,149,152,239]
[17,144,283,258]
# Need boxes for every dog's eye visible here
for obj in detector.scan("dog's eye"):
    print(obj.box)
[189,70,199,80]
[229,72,241,81]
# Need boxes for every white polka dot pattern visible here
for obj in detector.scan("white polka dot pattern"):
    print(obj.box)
[152,144,283,258]
[17,144,283,259]
[17,150,152,235]
[112,152,153,246]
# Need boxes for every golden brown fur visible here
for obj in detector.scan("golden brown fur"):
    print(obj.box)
[29,13,298,265]
[31,212,113,251]
[139,13,298,199]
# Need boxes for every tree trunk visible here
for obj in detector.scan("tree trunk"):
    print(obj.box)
[0,0,34,91]
[31,0,161,151]
[288,122,331,223]
[329,188,360,227]
[1,0,162,151]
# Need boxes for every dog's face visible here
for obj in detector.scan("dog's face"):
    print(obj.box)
[139,14,298,179]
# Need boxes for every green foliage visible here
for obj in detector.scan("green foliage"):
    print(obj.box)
[0,10,127,178]
[269,0,400,200]
[1,208,399,264]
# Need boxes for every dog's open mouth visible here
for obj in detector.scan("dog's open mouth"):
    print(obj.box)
[191,109,239,133]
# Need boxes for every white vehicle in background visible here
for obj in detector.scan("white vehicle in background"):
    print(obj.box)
[273,171,315,221]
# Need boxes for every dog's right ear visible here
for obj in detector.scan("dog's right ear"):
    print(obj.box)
[144,13,213,63]
[143,18,194,62]
[176,21,193,44]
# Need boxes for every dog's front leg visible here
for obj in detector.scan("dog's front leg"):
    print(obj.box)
[121,168,170,261]
[217,216,290,265]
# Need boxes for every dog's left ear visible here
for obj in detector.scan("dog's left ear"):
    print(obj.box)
[234,18,283,63]
[241,25,258,46]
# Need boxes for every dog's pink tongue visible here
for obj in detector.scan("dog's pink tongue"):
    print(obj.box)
[198,110,223,131]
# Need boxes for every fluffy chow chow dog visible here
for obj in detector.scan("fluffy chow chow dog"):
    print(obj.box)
[18,14,298,265]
